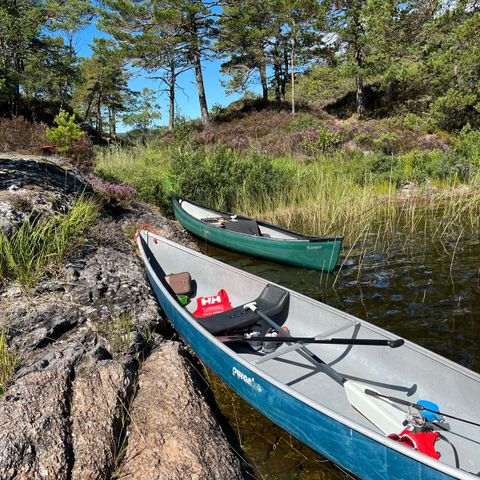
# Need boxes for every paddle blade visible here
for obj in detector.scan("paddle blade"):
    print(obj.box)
[344,381,408,435]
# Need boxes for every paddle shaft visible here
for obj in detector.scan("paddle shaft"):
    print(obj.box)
[244,303,346,385]
[365,389,480,428]
[224,335,404,348]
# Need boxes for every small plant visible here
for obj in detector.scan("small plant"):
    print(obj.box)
[454,124,480,167]
[93,312,133,354]
[89,175,137,206]
[9,193,33,213]
[46,110,85,153]
[0,330,17,396]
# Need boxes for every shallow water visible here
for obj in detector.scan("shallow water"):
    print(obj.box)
[192,208,480,479]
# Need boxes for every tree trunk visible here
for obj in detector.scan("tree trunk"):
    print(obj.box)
[352,6,366,118]
[193,51,209,126]
[258,52,268,101]
[111,109,117,138]
[273,43,282,101]
[96,94,103,137]
[168,61,175,131]
[356,74,366,118]
[291,45,295,115]
[282,46,289,100]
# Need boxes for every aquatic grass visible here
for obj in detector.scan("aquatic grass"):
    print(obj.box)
[0,330,17,396]
[0,198,99,287]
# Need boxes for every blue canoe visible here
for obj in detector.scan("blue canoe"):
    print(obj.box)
[137,230,480,480]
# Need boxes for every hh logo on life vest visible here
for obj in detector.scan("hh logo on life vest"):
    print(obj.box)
[201,295,222,306]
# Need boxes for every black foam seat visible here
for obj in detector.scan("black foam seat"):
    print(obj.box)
[195,284,290,335]
[223,219,260,236]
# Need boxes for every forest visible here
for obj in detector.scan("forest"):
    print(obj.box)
[1,0,480,134]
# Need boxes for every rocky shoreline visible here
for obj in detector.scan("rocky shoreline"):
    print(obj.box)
[0,154,246,480]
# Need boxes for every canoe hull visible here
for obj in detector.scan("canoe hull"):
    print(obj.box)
[172,198,342,272]
[140,239,459,480]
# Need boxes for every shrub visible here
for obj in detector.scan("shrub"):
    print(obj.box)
[303,126,342,155]
[0,116,48,152]
[90,176,137,205]
[290,113,324,132]
[67,135,95,173]
[453,124,480,167]
[171,147,292,211]
[429,89,478,131]
[373,132,400,155]
[401,113,437,134]
[432,151,476,181]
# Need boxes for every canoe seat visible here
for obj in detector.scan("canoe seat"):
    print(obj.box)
[196,284,290,335]
[223,219,260,236]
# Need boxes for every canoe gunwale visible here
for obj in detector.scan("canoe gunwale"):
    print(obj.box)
[137,231,478,480]
[171,193,343,244]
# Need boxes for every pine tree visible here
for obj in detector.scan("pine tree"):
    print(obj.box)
[101,0,216,127]
[73,38,132,137]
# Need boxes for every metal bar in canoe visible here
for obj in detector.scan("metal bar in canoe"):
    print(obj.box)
[244,302,346,385]
[253,320,361,366]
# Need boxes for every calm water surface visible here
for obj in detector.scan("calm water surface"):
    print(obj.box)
[192,208,480,479]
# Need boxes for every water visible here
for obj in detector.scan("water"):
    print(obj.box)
[192,209,480,479]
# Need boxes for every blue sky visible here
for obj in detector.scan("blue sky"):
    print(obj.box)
[74,20,252,131]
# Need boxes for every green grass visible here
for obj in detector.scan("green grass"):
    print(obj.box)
[95,145,173,212]
[93,142,480,249]
[0,197,99,287]
[0,330,17,396]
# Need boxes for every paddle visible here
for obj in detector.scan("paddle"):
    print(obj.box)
[365,389,480,428]
[219,334,404,348]
[243,301,409,434]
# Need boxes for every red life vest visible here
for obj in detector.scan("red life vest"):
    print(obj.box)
[193,289,233,318]
[388,429,440,459]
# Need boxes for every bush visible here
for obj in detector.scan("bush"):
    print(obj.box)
[303,126,342,155]
[171,147,292,211]
[453,124,480,167]
[373,132,401,155]
[290,113,324,132]
[429,89,478,131]
[401,113,437,134]
[89,176,137,205]
[0,116,48,152]
[67,135,95,173]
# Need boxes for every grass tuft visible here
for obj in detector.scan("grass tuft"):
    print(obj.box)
[0,330,17,396]
[0,197,99,287]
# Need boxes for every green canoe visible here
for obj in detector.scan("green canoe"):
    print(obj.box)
[172,194,343,272]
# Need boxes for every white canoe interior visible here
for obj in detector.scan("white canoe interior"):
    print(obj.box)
[140,233,480,478]
[179,197,304,240]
